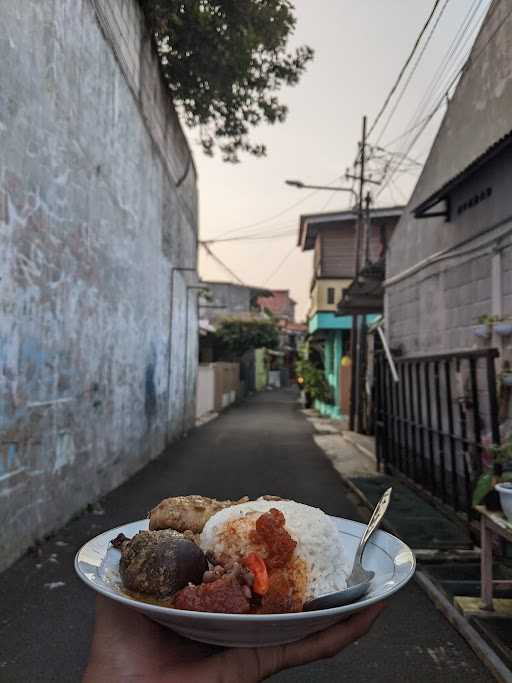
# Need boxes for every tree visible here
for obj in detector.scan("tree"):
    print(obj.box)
[214,318,279,358]
[140,1,313,161]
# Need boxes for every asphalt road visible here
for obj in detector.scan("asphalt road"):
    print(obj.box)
[0,389,494,682]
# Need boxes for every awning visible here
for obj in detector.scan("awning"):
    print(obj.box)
[336,261,385,316]
[413,128,512,221]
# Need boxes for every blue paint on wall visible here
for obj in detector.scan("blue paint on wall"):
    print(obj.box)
[0,443,18,476]
[144,343,157,423]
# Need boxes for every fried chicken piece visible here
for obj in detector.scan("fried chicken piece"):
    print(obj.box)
[148,495,250,534]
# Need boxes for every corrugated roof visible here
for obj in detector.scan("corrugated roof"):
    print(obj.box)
[413,128,512,217]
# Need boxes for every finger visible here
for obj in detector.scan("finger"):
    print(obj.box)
[279,603,386,670]
[92,596,161,641]
[256,602,386,678]
[93,596,222,663]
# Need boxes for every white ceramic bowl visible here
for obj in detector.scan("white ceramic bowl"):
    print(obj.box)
[495,483,512,521]
[75,517,415,648]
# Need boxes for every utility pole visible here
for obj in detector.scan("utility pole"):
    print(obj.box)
[349,115,368,433]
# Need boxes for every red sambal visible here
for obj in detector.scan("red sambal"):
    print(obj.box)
[250,508,297,569]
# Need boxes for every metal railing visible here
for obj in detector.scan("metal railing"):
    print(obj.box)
[375,348,500,515]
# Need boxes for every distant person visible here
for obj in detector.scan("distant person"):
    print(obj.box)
[83,596,384,682]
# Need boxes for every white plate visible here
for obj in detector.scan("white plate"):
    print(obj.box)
[75,517,415,647]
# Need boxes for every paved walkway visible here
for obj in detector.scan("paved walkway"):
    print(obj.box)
[0,389,494,682]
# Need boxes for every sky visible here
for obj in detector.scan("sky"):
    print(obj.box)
[185,0,491,321]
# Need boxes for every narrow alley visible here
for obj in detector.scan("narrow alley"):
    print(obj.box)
[0,390,494,682]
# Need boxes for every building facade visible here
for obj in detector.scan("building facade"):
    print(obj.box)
[299,208,402,418]
[199,282,269,324]
[386,0,512,359]
[379,0,512,513]
[0,0,199,570]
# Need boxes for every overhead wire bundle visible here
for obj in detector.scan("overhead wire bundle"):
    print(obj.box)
[367,0,493,204]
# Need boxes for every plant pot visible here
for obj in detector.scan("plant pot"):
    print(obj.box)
[473,324,491,338]
[502,373,512,387]
[495,482,512,521]
[494,322,512,336]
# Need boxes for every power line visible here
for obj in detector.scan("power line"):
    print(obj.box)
[202,228,297,244]
[375,0,488,204]
[377,0,510,200]
[404,0,486,142]
[367,0,443,139]
[210,174,345,240]
[263,244,296,286]
[374,0,453,145]
[200,242,245,284]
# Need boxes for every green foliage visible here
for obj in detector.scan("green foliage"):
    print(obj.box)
[140,0,313,161]
[477,314,498,324]
[214,317,279,357]
[472,472,494,507]
[295,355,333,404]
[489,439,512,463]
[473,436,512,506]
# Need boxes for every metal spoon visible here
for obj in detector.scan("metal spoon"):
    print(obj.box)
[303,487,392,611]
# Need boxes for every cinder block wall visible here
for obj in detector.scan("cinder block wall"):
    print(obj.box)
[0,0,198,570]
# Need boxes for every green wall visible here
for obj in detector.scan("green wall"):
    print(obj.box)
[254,348,268,391]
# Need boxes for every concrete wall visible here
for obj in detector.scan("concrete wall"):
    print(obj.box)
[386,0,512,357]
[196,365,215,418]
[0,0,198,570]
[199,282,255,322]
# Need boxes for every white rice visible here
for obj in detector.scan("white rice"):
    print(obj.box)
[199,499,348,601]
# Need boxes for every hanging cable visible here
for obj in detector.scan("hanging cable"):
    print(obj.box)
[263,244,297,286]
[404,0,486,143]
[374,0,453,145]
[380,0,512,199]
[367,0,443,139]
[200,242,245,285]
[210,173,345,240]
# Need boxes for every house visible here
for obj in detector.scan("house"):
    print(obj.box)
[380,0,512,515]
[298,207,403,418]
[199,281,271,325]
[257,289,296,322]
[256,289,307,384]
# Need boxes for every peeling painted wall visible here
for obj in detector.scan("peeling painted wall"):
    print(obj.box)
[0,0,199,571]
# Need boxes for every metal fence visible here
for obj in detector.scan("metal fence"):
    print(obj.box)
[374,348,500,515]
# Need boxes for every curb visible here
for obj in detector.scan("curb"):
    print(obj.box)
[341,472,510,681]
[415,571,512,683]
[341,433,376,462]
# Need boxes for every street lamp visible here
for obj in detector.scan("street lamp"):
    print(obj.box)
[285,179,358,202]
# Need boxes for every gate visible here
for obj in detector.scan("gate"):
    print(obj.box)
[375,349,500,515]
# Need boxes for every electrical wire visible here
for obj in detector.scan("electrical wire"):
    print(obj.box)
[374,0,489,202]
[404,0,486,142]
[367,0,443,139]
[210,173,345,239]
[263,244,297,286]
[374,0,452,146]
[202,228,297,244]
[376,0,510,201]
[200,242,245,284]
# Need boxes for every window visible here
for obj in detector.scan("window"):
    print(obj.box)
[327,287,335,304]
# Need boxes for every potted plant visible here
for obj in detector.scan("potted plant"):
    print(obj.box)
[494,315,512,336]
[495,482,512,521]
[473,438,512,510]
[500,369,512,387]
[473,314,497,338]
[295,356,333,407]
